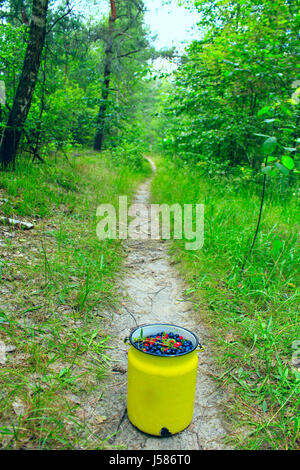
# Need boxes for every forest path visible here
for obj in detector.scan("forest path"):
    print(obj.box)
[95,158,231,450]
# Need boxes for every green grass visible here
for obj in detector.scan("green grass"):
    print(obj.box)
[151,157,300,450]
[0,150,151,449]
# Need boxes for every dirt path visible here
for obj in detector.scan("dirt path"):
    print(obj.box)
[96,158,230,450]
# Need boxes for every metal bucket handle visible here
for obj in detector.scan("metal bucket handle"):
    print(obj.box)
[123,323,206,354]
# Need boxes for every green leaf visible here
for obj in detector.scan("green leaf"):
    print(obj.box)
[262,401,268,412]
[275,162,290,175]
[281,155,295,170]
[253,133,271,138]
[59,368,68,377]
[261,165,272,175]
[88,329,99,346]
[262,136,277,155]
[266,156,277,163]
[279,105,292,116]
[272,238,283,256]
[264,118,279,124]
[258,106,271,117]
[294,370,300,383]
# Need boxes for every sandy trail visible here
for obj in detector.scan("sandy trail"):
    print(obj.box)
[96,159,230,450]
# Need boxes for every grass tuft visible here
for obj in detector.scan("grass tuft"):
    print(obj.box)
[151,157,300,450]
[0,150,150,449]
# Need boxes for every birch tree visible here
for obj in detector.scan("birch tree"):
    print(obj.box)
[0,0,49,168]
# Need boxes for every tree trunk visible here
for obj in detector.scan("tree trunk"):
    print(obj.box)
[0,0,49,169]
[93,0,117,151]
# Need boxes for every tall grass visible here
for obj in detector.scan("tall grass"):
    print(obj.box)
[151,158,300,450]
[0,151,150,449]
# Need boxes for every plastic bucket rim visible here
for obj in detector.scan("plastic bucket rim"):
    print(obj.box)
[129,323,199,358]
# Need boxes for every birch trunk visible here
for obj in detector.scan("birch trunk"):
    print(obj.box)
[0,0,49,169]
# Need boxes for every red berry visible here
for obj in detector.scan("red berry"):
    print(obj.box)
[179,336,183,340]
[144,343,149,347]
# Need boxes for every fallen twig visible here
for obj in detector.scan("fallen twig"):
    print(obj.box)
[0,216,34,230]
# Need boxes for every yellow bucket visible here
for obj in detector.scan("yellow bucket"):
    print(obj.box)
[126,323,199,436]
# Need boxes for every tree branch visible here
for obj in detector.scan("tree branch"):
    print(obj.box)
[47,5,74,34]
[117,48,143,58]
